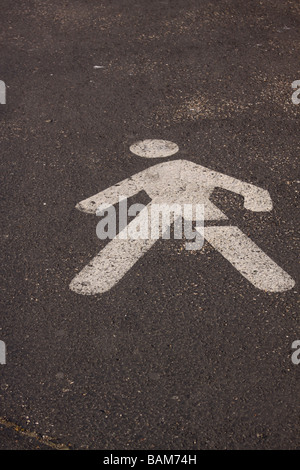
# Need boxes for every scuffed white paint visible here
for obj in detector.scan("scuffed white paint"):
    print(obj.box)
[204,226,295,292]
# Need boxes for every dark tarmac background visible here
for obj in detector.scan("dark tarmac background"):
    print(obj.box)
[0,0,299,449]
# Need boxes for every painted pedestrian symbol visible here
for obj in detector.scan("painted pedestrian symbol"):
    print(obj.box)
[70,140,295,295]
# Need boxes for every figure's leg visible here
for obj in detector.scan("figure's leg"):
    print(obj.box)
[203,226,295,292]
[70,206,156,295]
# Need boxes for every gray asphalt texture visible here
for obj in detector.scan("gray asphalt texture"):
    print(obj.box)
[0,0,299,450]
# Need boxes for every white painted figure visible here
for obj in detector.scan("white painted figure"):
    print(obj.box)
[70,140,295,295]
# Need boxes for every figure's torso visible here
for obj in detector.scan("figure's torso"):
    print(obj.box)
[140,160,228,220]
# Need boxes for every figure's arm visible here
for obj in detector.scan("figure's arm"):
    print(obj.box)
[207,169,273,211]
[76,172,144,214]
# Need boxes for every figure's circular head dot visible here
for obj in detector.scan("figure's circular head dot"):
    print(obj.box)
[129,139,179,158]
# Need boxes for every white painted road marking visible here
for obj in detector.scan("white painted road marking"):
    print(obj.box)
[70,205,156,295]
[203,226,295,292]
[130,139,179,158]
[70,140,295,295]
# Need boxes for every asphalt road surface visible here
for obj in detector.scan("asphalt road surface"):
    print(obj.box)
[0,0,299,450]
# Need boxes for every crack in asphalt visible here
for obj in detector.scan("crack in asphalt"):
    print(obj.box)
[0,417,70,450]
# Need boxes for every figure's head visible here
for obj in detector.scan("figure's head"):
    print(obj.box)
[130,139,179,159]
